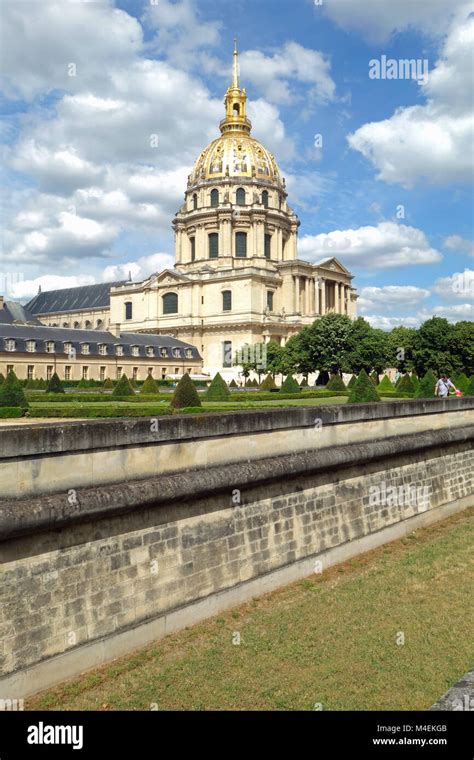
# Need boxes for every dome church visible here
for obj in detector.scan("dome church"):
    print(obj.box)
[30,43,358,381]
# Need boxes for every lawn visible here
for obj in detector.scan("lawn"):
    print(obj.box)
[27,508,474,711]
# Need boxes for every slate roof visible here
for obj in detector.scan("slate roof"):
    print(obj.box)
[0,301,42,325]
[0,324,201,361]
[26,281,126,315]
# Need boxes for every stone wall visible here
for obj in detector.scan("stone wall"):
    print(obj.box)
[0,401,473,697]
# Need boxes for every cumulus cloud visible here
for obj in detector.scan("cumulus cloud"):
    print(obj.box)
[9,274,95,301]
[358,285,430,314]
[298,222,441,269]
[433,269,474,301]
[347,9,474,187]
[443,235,474,256]
[102,253,176,283]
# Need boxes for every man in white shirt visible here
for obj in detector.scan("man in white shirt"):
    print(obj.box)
[434,374,458,398]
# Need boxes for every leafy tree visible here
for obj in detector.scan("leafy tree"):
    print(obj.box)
[453,372,470,393]
[397,373,415,394]
[386,326,417,372]
[260,373,277,391]
[316,370,330,386]
[37,378,47,389]
[112,374,135,397]
[0,372,5,385]
[141,375,160,394]
[206,373,230,400]
[326,374,346,391]
[46,372,65,394]
[280,375,300,393]
[465,375,474,397]
[377,375,394,393]
[347,369,380,404]
[171,373,202,408]
[412,317,460,377]
[415,369,437,399]
[452,321,474,376]
[0,370,28,409]
[346,318,389,375]
[307,314,353,374]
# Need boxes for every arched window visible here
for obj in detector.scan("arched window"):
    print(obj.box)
[125,302,132,321]
[85,320,92,329]
[96,319,103,329]
[233,103,240,116]
[62,322,69,328]
[208,232,219,259]
[235,232,247,258]
[210,189,219,208]
[264,233,272,259]
[190,237,196,261]
[193,193,198,210]
[262,190,269,208]
[222,290,232,311]
[74,321,80,329]
[163,292,178,314]
[236,188,246,206]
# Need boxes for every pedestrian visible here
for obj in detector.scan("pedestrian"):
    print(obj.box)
[434,373,459,398]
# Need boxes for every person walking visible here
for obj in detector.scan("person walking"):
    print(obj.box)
[434,374,459,398]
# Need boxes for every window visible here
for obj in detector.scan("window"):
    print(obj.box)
[163,292,178,314]
[210,189,219,208]
[175,367,179,375]
[131,346,139,357]
[235,232,247,258]
[116,345,124,356]
[173,348,181,358]
[100,366,106,382]
[116,366,122,380]
[81,343,90,355]
[187,368,192,375]
[74,321,80,329]
[208,232,219,259]
[267,290,274,311]
[65,366,72,381]
[6,365,13,375]
[222,341,232,368]
[82,366,89,380]
[64,342,73,355]
[133,367,138,381]
[97,319,103,329]
[262,190,269,208]
[45,341,55,353]
[26,340,36,353]
[193,193,198,210]
[5,339,15,351]
[46,366,53,381]
[236,188,245,206]
[62,322,69,328]
[162,368,166,378]
[222,290,232,311]
[148,368,154,377]
[190,237,196,262]
[98,344,107,355]
[264,234,272,259]
[185,349,193,359]
[146,346,154,357]
[125,302,133,321]
[27,365,34,380]
[233,102,240,116]
[85,320,92,329]
[160,347,168,358]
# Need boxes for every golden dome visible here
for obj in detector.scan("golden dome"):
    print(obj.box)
[189,41,282,185]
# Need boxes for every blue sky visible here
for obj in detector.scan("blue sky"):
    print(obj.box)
[1,0,473,327]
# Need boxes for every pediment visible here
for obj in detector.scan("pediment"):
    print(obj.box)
[315,257,352,276]
[148,269,189,287]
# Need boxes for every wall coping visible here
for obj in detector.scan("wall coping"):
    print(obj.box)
[1,398,473,460]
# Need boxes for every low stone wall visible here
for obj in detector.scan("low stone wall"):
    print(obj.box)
[0,400,473,697]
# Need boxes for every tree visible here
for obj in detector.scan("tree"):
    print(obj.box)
[347,369,381,404]
[260,373,277,391]
[171,373,202,408]
[465,375,474,397]
[326,374,346,391]
[0,372,5,386]
[452,321,474,377]
[386,326,417,372]
[229,379,238,389]
[415,369,437,399]
[410,372,420,390]
[306,314,353,375]
[46,372,65,393]
[377,374,394,393]
[280,375,300,393]
[412,317,460,377]
[347,374,357,388]
[37,378,47,389]
[141,374,160,394]
[0,370,28,409]
[206,373,230,400]
[346,318,389,375]
[112,374,135,397]
[453,372,470,393]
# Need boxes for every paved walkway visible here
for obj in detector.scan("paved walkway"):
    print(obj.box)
[430,669,474,710]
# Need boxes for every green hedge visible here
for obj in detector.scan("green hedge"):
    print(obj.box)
[0,407,24,418]
[27,393,170,403]
[30,405,173,419]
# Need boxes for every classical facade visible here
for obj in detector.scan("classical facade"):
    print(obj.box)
[26,44,357,380]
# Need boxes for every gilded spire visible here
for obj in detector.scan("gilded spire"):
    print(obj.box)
[220,40,251,135]
[232,37,239,88]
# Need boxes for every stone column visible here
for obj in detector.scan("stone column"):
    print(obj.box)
[314,278,320,315]
[344,285,348,314]
[320,278,326,314]
[295,275,300,313]
[334,281,339,313]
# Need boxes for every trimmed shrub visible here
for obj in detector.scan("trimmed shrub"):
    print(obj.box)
[76,378,90,389]
[0,370,28,409]
[30,405,173,419]
[454,372,470,393]
[326,374,346,391]
[103,377,114,390]
[415,369,437,399]
[370,370,379,385]
[112,374,135,397]
[141,374,160,394]
[348,369,381,404]
[377,374,394,393]
[410,373,420,389]
[0,372,5,386]
[347,375,357,389]
[299,377,308,388]
[397,373,415,394]
[37,378,47,390]
[465,375,474,397]
[46,372,65,394]
[229,379,238,389]
[171,373,202,408]
[280,375,301,393]
[206,373,230,401]
[260,373,277,391]
[0,407,24,418]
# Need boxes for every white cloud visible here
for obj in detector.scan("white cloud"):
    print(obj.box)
[298,222,441,269]
[321,0,470,42]
[358,285,430,314]
[143,0,222,66]
[347,10,474,187]
[363,314,422,330]
[102,253,175,283]
[433,269,474,301]
[444,235,474,256]
[10,274,95,301]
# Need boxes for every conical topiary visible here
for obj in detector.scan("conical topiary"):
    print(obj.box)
[112,374,135,397]
[397,373,415,394]
[454,372,470,393]
[347,374,357,388]
[103,377,114,390]
[377,374,394,393]
[280,375,301,393]
[348,369,381,404]
[141,374,160,394]
[260,373,277,391]
[370,370,379,385]
[229,379,238,389]
[326,373,346,391]
[415,369,437,399]
[0,370,28,409]
[0,372,5,386]
[46,372,65,394]
[410,372,420,389]
[465,375,474,397]
[25,378,37,389]
[36,377,47,389]
[206,372,230,401]
[171,373,202,408]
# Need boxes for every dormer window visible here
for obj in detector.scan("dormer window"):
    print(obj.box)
[45,341,55,353]
[98,344,107,355]
[81,343,90,355]
[146,346,154,357]
[160,348,168,358]
[173,348,181,358]
[185,349,193,359]
[116,345,124,356]
[5,339,16,352]
[26,340,36,353]
[64,342,73,354]
[131,346,139,357]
